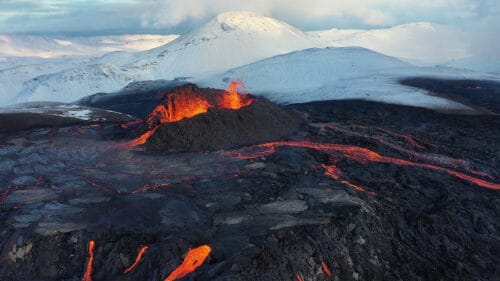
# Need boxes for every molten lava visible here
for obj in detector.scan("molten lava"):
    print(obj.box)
[322,163,376,195]
[322,164,341,180]
[81,240,95,281]
[321,260,332,277]
[341,180,377,196]
[124,80,254,148]
[163,245,211,281]
[123,245,149,274]
[219,79,254,110]
[297,273,304,281]
[226,141,500,191]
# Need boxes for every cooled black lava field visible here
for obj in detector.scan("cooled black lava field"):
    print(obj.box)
[0,80,499,281]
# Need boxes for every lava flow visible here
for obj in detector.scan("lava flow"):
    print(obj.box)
[81,240,95,281]
[124,80,254,147]
[321,260,332,277]
[163,245,211,281]
[123,245,149,274]
[227,141,500,191]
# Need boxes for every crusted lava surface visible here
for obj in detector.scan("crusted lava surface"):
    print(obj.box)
[0,80,499,281]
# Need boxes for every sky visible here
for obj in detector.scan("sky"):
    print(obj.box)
[0,0,498,38]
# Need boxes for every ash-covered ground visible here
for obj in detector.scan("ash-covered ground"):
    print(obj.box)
[0,79,499,281]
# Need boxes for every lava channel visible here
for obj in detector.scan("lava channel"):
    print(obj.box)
[123,245,149,274]
[227,141,500,191]
[322,260,332,277]
[81,240,95,281]
[163,245,211,281]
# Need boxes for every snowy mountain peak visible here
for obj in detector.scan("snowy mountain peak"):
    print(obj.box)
[208,11,304,35]
[124,11,316,80]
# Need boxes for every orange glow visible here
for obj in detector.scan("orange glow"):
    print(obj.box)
[164,245,211,281]
[124,245,149,274]
[81,240,95,281]
[124,80,253,148]
[123,127,158,147]
[321,163,376,195]
[226,141,500,191]
[219,79,254,110]
[321,261,332,277]
[341,180,377,196]
[155,94,211,124]
[322,164,341,180]
[297,273,304,281]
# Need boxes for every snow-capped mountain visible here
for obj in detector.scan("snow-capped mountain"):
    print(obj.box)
[0,34,179,58]
[1,11,497,106]
[14,64,142,103]
[0,56,93,105]
[124,11,318,78]
[202,47,495,109]
[10,11,320,104]
[0,34,179,104]
[312,22,469,65]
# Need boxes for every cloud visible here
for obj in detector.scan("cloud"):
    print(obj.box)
[0,0,498,57]
[138,0,486,29]
[461,0,500,57]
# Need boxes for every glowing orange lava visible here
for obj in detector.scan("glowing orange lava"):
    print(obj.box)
[81,240,95,281]
[124,245,149,274]
[341,180,377,196]
[227,141,500,191]
[322,164,341,180]
[163,245,211,281]
[321,260,332,277]
[322,163,376,195]
[219,79,254,110]
[124,80,253,148]
[297,273,304,281]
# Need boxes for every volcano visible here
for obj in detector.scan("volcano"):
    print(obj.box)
[125,81,301,152]
[0,78,498,281]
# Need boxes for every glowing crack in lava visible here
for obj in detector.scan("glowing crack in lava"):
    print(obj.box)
[321,260,332,277]
[296,273,304,281]
[123,245,149,274]
[124,80,254,147]
[321,162,377,195]
[81,240,95,281]
[227,141,500,191]
[163,245,211,281]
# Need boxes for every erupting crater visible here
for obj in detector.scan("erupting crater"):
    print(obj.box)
[124,80,301,152]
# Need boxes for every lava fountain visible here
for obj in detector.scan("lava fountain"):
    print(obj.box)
[122,81,299,152]
[124,80,254,147]
[218,79,253,109]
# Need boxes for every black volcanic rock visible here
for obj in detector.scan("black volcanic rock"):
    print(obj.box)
[0,79,499,281]
[144,88,301,152]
